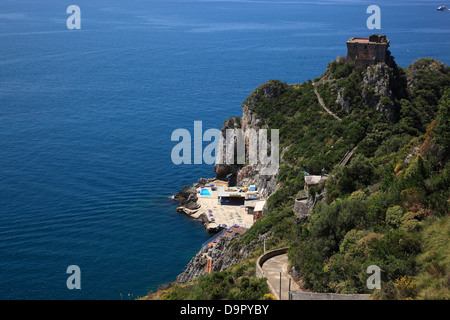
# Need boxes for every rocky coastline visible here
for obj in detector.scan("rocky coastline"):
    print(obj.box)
[146,53,450,300]
[173,177,222,232]
[169,80,285,287]
[172,176,264,284]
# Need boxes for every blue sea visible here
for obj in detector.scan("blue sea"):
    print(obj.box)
[0,0,448,299]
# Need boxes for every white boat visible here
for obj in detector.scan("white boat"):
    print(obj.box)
[437,6,449,11]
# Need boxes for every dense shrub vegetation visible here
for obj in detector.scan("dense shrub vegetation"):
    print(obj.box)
[247,58,449,299]
[149,58,449,300]
[146,254,274,300]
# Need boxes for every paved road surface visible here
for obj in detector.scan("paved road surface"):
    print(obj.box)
[260,252,370,300]
[261,253,300,300]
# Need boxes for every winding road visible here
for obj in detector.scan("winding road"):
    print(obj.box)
[261,253,301,300]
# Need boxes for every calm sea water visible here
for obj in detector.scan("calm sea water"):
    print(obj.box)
[0,0,448,299]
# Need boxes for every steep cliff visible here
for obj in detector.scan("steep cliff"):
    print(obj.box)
[174,82,285,283]
[213,80,285,197]
[317,57,407,123]
[175,232,264,284]
[150,56,449,300]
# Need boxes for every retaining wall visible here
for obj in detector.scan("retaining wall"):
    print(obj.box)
[255,247,289,279]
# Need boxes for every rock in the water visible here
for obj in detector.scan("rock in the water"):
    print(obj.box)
[174,185,200,210]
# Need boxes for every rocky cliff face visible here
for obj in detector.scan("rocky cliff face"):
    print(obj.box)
[165,56,450,298]
[175,232,263,284]
[327,62,395,122]
[174,178,215,226]
[214,81,282,197]
[361,63,395,121]
[172,59,416,286]
[174,82,283,284]
[213,117,242,185]
[174,185,200,211]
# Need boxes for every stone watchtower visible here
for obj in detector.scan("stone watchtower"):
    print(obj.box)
[345,34,390,67]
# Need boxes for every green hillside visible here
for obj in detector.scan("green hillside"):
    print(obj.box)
[147,57,449,300]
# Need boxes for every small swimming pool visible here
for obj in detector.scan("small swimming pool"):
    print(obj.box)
[200,189,211,196]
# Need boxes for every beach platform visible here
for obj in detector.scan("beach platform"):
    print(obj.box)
[195,183,255,229]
